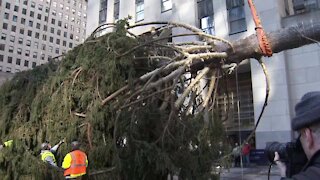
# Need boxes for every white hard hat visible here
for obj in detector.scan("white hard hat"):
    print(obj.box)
[41,142,49,150]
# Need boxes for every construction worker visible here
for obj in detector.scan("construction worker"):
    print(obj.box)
[40,140,65,166]
[0,139,13,150]
[62,141,88,179]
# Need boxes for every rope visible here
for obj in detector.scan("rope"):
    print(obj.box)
[247,0,273,57]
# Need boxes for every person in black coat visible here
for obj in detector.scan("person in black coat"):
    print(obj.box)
[275,91,320,179]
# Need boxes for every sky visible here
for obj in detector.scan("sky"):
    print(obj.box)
[86,0,99,37]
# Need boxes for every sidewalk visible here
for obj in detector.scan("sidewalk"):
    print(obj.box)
[220,165,281,180]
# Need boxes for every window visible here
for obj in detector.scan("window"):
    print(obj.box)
[21,18,26,24]
[43,25,48,31]
[42,35,47,41]
[25,50,30,56]
[32,62,36,68]
[55,48,59,54]
[0,55,3,62]
[23,0,28,5]
[11,25,16,32]
[41,44,46,50]
[35,32,40,39]
[226,0,247,35]
[33,52,37,58]
[289,0,320,15]
[99,0,107,23]
[50,27,54,33]
[16,58,21,65]
[161,0,172,12]
[27,30,32,37]
[58,12,63,19]
[24,60,29,67]
[37,14,42,20]
[51,18,56,25]
[17,48,22,55]
[30,11,34,17]
[36,23,40,29]
[49,46,53,52]
[14,5,19,12]
[198,0,214,35]
[38,4,43,11]
[69,43,73,48]
[57,30,61,35]
[63,40,67,46]
[13,15,18,22]
[5,2,10,9]
[20,28,24,34]
[64,32,67,38]
[9,46,14,53]
[50,36,53,43]
[41,54,45,60]
[136,0,144,22]
[1,33,6,40]
[10,35,15,42]
[0,44,5,51]
[31,1,35,8]
[56,39,60,45]
[34,42,39,49]
[58,21,62,27]
[114,0,120,20]
[7,56,12,63]
[18,38,23,44]
[6,67,11,73]
[28,20,33,27]
[3,23,8,30]
[22,8,27,15]
[26,40,31,46]
[4,13,9,19]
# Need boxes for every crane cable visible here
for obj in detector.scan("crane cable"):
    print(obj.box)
[247,0,273,57]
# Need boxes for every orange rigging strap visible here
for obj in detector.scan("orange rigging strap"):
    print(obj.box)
[247,0,273,57]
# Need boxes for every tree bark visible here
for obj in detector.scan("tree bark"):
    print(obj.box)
[190,21,320,71]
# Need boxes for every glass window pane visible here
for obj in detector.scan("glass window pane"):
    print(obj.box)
[229,6,245,21]
[230,19,247,34]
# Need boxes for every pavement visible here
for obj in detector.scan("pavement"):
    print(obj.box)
[220,165,281,180]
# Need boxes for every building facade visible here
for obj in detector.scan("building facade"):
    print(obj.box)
[91,0,320,149]
[0,0,88,73]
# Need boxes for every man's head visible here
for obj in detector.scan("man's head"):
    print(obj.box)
[41,141,51,150]
[71,141,80,151]
[292,91,320,159]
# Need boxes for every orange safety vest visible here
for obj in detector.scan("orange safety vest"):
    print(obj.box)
[64,150,87,177]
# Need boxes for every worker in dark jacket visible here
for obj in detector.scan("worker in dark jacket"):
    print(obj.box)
[275,91,320,179]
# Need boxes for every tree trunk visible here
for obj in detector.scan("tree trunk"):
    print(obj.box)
[190,21,320,71]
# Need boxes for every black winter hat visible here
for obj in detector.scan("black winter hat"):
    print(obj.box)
[292,91,320,130]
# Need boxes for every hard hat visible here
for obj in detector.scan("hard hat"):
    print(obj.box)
[71,141,80,150]
[41,142,49,150]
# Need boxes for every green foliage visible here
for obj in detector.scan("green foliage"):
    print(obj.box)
[0,20,229,179]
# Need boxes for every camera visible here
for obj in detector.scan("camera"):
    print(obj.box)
[265,139,308,177]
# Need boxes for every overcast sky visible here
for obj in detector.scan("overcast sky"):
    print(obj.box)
[86,1,99,37]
